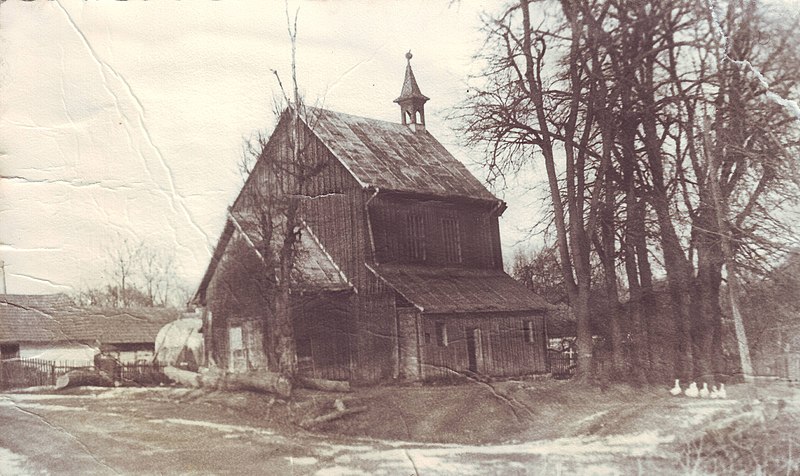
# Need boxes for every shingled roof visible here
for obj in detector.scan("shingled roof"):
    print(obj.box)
[369,264,551,314]
[306,107,498,202]
[0,294,180,345]
[193,219,352,306]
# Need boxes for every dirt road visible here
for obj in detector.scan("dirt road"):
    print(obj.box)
[0,387,691,475]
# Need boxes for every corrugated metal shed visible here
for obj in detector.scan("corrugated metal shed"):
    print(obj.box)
[307,108,498,202]
[370,264,551,314]
[0,294,180,344]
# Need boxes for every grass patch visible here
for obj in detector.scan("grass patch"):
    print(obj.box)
[681,402,800,475]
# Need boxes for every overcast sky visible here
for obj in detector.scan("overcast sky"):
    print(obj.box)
[4,0,796,297]
[1,0,548,296]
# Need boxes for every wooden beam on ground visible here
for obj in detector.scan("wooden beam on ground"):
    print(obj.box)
[225,371,292,399]
[296,376,351,393]
[164,366,201,388]
[56,369,113,390]
[300,405,368,428]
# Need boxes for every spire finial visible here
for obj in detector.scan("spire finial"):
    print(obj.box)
[406,50,413,62]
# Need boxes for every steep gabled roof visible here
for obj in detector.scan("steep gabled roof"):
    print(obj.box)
[0,294,180,345]
[306,107,498,202]
[368,264,551,314]
[192,218,352,306]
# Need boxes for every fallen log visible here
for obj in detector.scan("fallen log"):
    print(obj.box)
[198,367,225,389]
[164,366,201,388]
[300,405,368,428]
[56,369,113,390]
[296,376,351,393]
[225,371,292,399]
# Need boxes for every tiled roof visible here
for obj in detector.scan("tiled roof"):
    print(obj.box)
[306,108,498,202]
[370,265,551,314]
[0,294,181,344]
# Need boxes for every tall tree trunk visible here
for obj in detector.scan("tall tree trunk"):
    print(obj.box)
[521,0,594,379]
[638,37,695,380]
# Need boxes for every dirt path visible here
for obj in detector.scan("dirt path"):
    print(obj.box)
[3,382,795,475]
[1,388,686,475]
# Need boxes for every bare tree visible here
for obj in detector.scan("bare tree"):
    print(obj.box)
[214,2,331,378]
[77,237,187,309]
[106,237,142,308]
[140,246,177,307]
[461,0,799,383]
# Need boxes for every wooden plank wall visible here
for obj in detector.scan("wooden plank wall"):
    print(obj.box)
[418,313,548,380]
[293,292,352,381]
[350,273,397,383]
[369,195,501,269]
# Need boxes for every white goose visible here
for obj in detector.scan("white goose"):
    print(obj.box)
[670,379,682,396]
[699,382,710,398]
[710,385,719,399]
[685,382,699,398]
[717,383,727,399]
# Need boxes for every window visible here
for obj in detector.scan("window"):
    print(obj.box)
[523,320,535,344]
[0,343,20,361]
[228,326,247,371]
[442,218,462,264]
[435,322,448,347]
[407,214,426,262]
[229,326,243,351]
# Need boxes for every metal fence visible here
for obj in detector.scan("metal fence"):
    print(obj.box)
[0,358,167,390]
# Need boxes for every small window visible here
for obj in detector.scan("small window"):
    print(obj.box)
[435,322,448,347]
[523,321,535,344]
[407,214,427,262]
[229,326,243,350]
[442,218,462,264]
[424,332,432,345]
[0,343,20,360]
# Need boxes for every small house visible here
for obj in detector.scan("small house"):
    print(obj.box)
[0,294,180,365]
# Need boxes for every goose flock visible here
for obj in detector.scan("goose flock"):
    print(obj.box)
[670,379,727,399]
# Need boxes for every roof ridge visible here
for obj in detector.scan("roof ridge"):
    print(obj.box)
[304,106,407,129]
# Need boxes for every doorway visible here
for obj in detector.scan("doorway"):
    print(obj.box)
[466,328,481,373]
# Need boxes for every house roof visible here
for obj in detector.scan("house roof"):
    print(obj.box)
[306,107,499,203]
[290,223,352,292]
[369,264,551,314]
[0,294,181,345]
[192,218,352,305]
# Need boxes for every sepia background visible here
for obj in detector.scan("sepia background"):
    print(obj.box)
[1,0,543,297]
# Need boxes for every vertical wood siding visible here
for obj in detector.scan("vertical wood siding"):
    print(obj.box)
[293,292,352,381]
[369,195,502,269]
[417,313,548,380]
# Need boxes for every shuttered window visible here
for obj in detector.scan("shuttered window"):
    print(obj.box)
[523,321,535,343]
[441,218,462,264]
[407,214,426,262]
[435,322,448,347]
